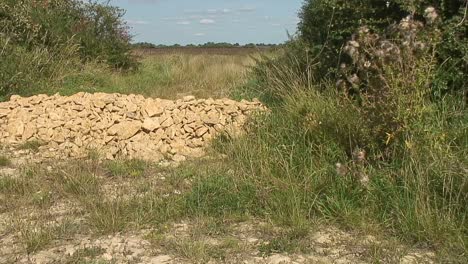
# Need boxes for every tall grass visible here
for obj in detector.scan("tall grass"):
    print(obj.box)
[211,89,466,258]
[203,23,468,260]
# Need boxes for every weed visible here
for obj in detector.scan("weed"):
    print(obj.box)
[18,140,45,152]
[0,177,31,196]
[63,247,106,264]
[258,228,310,255]
[17,219,76,254]
[85,198,129,234]
[85,192,184,234]
[60,170,100,197]
[86,149,101,162]
[185,175,258,217]
[20,225,54,254]
[31,191,53,208]
[0,155,11,167]
[105,159,147,178]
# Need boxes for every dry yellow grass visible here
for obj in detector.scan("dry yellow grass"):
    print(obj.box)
[54,52,257,100]
[164,54,256,98]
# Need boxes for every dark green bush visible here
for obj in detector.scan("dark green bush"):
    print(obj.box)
[299,0,406,79]
[259,0,466,96]
[0,0,135,69]
[0,0,136,98]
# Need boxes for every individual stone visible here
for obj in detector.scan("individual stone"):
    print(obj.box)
[108,121,142,140]
[183,95,196,102]
[126,101,138,112]
[142,118,160,132]
[0,109,9,117]
[7,120,25,137]
[144,102,164,117]
[172,154,186,162]
[202,111,219,125]
[195,127,209,137]
[22,123,37,141]
[161,117,174,128]
[93,100,106,109]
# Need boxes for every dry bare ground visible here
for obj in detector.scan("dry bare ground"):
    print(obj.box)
[1,144,435,264]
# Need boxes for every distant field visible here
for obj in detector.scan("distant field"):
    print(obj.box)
[133,47,273,56]
[37,52,259,100]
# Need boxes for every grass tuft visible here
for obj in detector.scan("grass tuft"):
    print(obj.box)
[105,159,147,178]
[0,155,11,167]
[17,140,45,152]
[185,175,258,217]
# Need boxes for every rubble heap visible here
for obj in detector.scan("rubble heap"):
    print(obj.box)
[0,93,264,161]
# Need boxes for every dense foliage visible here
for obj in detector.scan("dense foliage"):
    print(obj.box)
[0,0,136,98]
[297,0,467,92]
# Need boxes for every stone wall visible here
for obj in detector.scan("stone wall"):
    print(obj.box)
[0,93,264,161]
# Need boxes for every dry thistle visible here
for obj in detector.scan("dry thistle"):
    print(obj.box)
[424,6,439,25]
[352,148,367,164]
[335,163,348,177]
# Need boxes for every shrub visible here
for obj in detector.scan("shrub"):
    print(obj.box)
[298,0,406,79]
[273,0,467,95]
[0,0,136,98]
[0,0,135,68]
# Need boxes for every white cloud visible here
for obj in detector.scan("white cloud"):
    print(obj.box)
[222,9,231,14]
[199,19,215,24]
[184,9,203,14]
[176,21,191,25]
[271,23,281,27]
[126,20,150,25]
[194,33,206,36]
[188,15,203,19]
[161,17,184,21]
[238,7,256,12]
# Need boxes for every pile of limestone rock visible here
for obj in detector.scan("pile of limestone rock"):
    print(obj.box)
[0,93,264,161]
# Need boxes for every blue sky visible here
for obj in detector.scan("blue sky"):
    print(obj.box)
[110,0,303,45]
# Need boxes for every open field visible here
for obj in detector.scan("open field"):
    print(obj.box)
[133,47,273,56]
[32,53,258,101]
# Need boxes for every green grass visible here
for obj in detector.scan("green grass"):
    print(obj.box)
[148,226,245,263]
[0,177,31,195]
[0,155,11,167]
[207,88,468,259]
[185,175,258,217]
[105,159,147,178]
[55,167,100,197]
[17,219,77,254]
[18,140,45,152]
[62,247,106,264]
[258,226,310,255]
